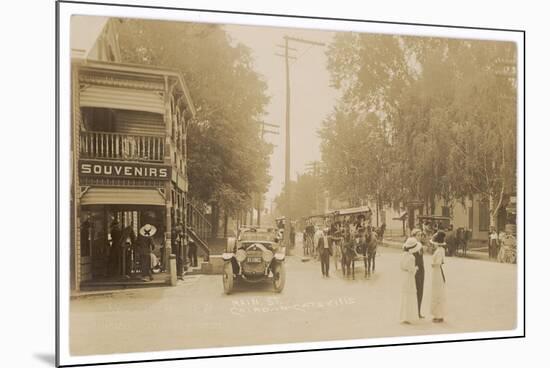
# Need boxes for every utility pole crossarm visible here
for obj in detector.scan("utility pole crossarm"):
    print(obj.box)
[275,53,297,60]
[284,36,326,47]
[276,44,297,51]
[261,122,280,128]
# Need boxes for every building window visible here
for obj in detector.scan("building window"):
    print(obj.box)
[479,200,490,231]
[441,206,450,217]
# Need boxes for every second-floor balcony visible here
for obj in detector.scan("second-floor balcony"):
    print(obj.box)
[80,131,165,163]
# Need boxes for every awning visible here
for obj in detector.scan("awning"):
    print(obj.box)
[393,211,408,220]
[336,206,372,216]
[81,188,166,206]
[80,85,165,115]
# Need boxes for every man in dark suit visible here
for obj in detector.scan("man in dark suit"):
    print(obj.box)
[318,229,332,277]
[411,228,425,318]
[172,222,185,280]
[108,220,122,276]
[188,236,198,267]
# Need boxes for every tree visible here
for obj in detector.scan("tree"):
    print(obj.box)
[325,33,517,227]
[318,99,393,217]
[447,51,517,226]
[274,173,319,220]
[116,19,273,227]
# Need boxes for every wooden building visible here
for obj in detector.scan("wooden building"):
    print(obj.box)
[70,17,209,290]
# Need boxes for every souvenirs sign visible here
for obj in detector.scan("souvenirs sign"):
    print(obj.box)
[79,160,171,180]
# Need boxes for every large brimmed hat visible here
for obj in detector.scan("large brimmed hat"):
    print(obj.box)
[411,228,422,237]
[431,230,446,246]
[139,224,157,237]
[403,237,422,253]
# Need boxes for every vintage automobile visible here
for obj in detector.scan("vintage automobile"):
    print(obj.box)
[417,215,452,254]
[222,227,286,294]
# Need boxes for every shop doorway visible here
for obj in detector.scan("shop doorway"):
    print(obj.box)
[79,205,166,282]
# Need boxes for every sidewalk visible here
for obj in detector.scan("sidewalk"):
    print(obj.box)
[71,272,171,299]
[382,238,490,261]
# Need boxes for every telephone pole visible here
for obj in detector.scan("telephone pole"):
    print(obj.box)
[276,35,325,247]
[257,122,280,226]
[305,161,322,214]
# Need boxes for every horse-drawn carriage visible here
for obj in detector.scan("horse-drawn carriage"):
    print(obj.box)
[329,206,379,279]
[417,215,472,256]
[301,212,331,258]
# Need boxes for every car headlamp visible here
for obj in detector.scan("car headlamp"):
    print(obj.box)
[236,249,247,262]
[262,250,273,263]
[274,249,285,261]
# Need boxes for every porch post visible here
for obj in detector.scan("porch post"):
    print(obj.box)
[163,76,173,280]
[72,66,81,291]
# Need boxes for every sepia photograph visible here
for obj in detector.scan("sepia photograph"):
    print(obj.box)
[56,1,524,366]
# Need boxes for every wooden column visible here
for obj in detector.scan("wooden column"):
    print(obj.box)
[163,77,173,274]
[72,66,81,291]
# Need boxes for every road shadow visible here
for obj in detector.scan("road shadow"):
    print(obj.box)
[229,279,277,295]
[33,353,55,366]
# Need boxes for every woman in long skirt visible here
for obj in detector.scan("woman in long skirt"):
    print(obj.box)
[400,236,421,324]
[430,231,447,322]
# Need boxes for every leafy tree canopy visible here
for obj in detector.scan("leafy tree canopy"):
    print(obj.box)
[116,19,273,213]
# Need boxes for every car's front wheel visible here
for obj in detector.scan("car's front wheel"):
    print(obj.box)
[223,262,234,294]
[272,262,286,293]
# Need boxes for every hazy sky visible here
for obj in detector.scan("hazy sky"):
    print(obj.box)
[224,24,341,204]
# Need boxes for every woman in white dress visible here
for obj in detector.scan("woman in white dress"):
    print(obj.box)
[400,235,422,324]
[430,231,447,323]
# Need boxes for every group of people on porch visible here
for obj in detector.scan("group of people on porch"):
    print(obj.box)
[107,218,198,282]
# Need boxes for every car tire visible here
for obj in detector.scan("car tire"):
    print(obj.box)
[223,262,234,295]
[272,262,286,293]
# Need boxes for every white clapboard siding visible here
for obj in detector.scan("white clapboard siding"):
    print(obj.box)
[80,85,165,115]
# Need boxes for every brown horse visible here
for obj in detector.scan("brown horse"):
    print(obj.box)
[364,229,378,278]
[341,239,357,279]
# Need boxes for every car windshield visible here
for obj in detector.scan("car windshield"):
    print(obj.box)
[240,231,275,242]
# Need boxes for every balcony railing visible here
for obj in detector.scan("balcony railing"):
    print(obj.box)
[187,201,211,260]
[80,131,165,162]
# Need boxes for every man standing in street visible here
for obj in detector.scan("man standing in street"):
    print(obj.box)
[317,228,332,278]
[489,226,499,259]
[188,231,198,268]
[411,228,425,318]
[290,224,296,249]
[172,222,184,280]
